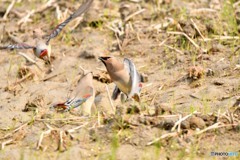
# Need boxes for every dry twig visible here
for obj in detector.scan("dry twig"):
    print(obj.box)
[41,71,65,82]
[36,129,51,150]
[18,52,43,71]
[66,122,89,133]
[0,122,29,140]
[233,1,240,8]
[7,72,34,89]
[190,8,217,14]
[17,10,35,25]
[58,130,64,151]
[147,132,178,146]
[7,33,22,43]
[164,44,184,55]
[36,117,89,122]
[37,122,90,150]
[18,0,56,25]
[3,0,16,20]
[190,19,205,40]
[201,36,240,42]
[124,8,145,22]
[105,84,115,113]
[171,111,197,132]
[167,31,207,53]
[0,139,13,150]
[195,122,222,135]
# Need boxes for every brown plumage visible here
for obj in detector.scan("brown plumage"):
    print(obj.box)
[99,56,143,102]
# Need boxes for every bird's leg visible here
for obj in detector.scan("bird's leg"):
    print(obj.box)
[47,55,54,72]
[49,57,54,71]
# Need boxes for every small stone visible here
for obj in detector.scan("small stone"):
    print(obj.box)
[206,68,214,76]
[213,79,224,85]
[79,50,96,59]
[148,105,156,116]
[22,102,38,112]
[188,66,204,80]
[41,114,53,119]
[189,116,206,129]
[126,105,140,114]
[155,103,172,115]
[181,120,190,129]
[160,119,175,130]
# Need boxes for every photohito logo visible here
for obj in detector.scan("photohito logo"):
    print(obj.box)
[211,152,239,157]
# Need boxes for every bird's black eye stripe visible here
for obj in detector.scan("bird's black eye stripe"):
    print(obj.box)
[99,57,111,61]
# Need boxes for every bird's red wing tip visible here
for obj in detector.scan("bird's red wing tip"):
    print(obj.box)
[83,94,92,98]
[53,103,68,110]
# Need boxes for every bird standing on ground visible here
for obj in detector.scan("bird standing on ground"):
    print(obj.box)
[0,0,93,65]
[53,67,95,116]
[99,56,143,102]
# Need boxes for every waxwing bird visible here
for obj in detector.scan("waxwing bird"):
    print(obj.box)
[53,67,95,116]
[0,0,93,64]
[99,56,143,102]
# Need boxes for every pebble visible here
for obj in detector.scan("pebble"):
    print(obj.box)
[189,116,206,129]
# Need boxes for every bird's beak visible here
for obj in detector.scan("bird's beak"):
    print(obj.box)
[98,57,105,62]
[98,57,106,66]
[98,56,111,65]
[98,56,111,61]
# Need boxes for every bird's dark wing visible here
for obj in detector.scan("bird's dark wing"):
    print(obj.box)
[65,87,94,110]
[112,85,121,100]
[45,0,93,45]
[0,43,35,50]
